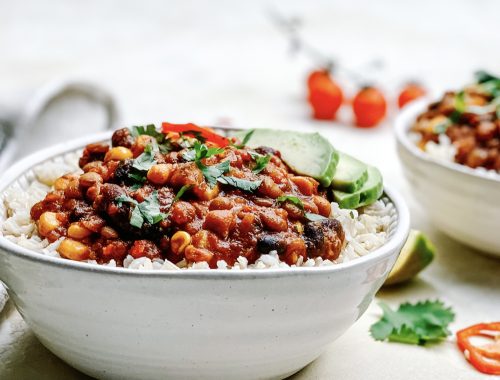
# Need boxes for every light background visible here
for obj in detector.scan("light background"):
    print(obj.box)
[0,1,499,379]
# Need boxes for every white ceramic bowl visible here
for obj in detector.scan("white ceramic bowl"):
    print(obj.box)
[395,99,500,257]
[0,133,410,380]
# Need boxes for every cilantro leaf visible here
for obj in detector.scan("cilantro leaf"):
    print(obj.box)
[217,176,262,192]
[370,300,455,346]
[276,195,304,210]
[475,70,500,84]
[305,212,327,221]
[173,184,192,202]
[182,141,229,186]
[454,91,466,113]
[115,191,166,228]
[182,141,224,162]
[130,206,145,228]
[252,154,271,174]
[129,183,142,191]
[232,129,255,149]
[199,160,230,187]
[130,124,172,153]
[132,144,158,171]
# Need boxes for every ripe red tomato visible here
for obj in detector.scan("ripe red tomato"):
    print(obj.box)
[398,83,426,108]
[307,70,344,120]
[352,86,387,128]
[307,69,330,89]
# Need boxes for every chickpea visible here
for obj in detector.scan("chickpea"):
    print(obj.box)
[80,172,103,188]
[193,183,220,201]
[312,195,332,217]
[258,177,284,199]
[86,184,101,202]
[170,231,192,255]
[104,147,133,162]
[57,238,90,261]
[147,164,172,185]
[291,176,317,196]
[101,226,119,239]
[171,201,196,225]
[184,245,214,263]
[209,197,233,211]
[67,223,92,239]
[38,212,61,236]
[284,239,306,265]
[132,135,155,156]
[54,177,70,191]
[64,179,83,199]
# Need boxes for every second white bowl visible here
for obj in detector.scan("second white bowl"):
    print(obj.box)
[395,100,500,257]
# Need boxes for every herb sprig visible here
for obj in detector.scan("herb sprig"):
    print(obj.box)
[115,191,167,228]
[182,141,229,186]
[231,129,254,149]
[249,151,271,174]
[370,300,455,345]
[276,195,304,210]
[217,176,262,192]
[131,125,172,153]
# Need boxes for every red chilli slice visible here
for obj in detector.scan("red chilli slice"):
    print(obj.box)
[456,322,500,375]
[161,122,229,147]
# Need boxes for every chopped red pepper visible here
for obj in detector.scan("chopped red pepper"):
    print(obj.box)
[456,322,500,375]
[161,122,229,147]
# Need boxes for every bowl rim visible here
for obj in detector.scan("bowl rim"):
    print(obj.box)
[0,130,410,279]
[394,97,500,184]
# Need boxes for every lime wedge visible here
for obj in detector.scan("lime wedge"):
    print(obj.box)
[384,230,435,286]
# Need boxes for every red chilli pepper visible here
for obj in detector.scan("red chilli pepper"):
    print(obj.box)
[456,322,500,375]
[161,122,229,147]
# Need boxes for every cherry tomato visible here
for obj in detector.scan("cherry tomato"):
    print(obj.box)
[307,70,344,120]
[398,83,426,108]
[307,69,330,89]
[352,86,387,128]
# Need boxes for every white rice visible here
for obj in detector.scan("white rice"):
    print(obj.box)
[0,155,396,270]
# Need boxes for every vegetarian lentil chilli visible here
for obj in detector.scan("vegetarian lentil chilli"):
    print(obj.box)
[412,71,500,172]
[30,123,345,268]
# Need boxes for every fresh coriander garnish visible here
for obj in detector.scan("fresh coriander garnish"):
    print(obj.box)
[182,141,229,186]
[253,154,271,174]
[200,161,230,187]
[129,183,142,191]
[115,191,167,228]
[128,172,146,183]
[132,144,158,171]
[173,185,192,202]
[217,176,262,192]
[276,195,304,210]
[231,129,254,149]
[182,140,224,162]
[130,124,172,153]
[305,212,327,221]
[370,300,455,345]
[454,91,466,113]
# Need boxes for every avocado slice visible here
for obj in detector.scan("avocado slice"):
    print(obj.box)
[332,166,383,209]
[384,230,435,286]
[332,152,369,193]
[235,129,339,187]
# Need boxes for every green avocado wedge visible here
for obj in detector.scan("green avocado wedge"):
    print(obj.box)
[235,129,339,187]
[332,152,369,193]
[332,166,383,209]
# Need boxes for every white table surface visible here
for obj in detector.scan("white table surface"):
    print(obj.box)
[0,1,499,379]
